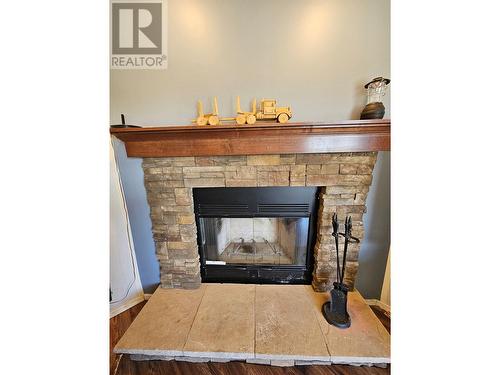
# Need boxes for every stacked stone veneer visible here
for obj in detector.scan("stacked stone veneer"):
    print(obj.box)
[142,152,377,292]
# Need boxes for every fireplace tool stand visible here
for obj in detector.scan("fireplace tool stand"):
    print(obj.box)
[322,214,360,329]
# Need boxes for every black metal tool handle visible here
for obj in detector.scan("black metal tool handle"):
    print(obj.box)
[337,216,360,284]
[340,217,350,284]
[332,213,340,282]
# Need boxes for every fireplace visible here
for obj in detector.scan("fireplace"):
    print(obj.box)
[138,151,377,291]
[111,120,389,292]
[193,187,319,284]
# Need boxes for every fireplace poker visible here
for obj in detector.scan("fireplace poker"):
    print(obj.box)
[340,217,350,284]
[340,216,360,284]
[332,213,340,283]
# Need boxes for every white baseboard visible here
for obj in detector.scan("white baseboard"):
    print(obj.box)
[110,294,145,318]
[144,293,153,300]
[365,299,391,313]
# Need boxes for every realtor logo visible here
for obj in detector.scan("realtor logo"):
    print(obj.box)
[111,0,167,69]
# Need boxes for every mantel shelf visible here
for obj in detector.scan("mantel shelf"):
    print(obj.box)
[110,119,390,158]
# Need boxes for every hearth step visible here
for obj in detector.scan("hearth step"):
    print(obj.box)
[128,354,388,368]
[114,284,390,368]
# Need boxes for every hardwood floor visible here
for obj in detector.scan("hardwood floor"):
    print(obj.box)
[369,306,390,334]
[115,357,390,375]
[110,300,390,375]
[110,301,147,374]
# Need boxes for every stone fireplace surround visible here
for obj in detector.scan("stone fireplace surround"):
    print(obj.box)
[142,152,377,292]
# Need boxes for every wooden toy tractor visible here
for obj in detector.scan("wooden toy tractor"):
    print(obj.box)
[193,97,292,125]
[195,97,220,125]
[235,97,292,124]
[256,99,292,123]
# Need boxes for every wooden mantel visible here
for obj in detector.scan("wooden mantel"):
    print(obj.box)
[110,119,390,158]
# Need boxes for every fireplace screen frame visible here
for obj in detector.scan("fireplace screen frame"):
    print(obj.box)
[193,186,319,285]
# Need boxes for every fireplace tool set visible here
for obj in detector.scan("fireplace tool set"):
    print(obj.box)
[322,213,360,329]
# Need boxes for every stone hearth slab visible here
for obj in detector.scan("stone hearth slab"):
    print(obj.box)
[254,284,331,362]
[114,284,390,366]
[305,286,391,364]
[114,285,206,356]
[183,284,255,359]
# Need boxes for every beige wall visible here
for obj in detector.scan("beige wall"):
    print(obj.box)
[111,0,391,298]
[110,0,390,125]
[380,248,391,306]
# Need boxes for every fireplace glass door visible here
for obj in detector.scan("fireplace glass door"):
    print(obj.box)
[193,187,318,284]
[199,217,309,266]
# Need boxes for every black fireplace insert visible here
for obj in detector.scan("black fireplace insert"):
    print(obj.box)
[193,186,319,284]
